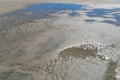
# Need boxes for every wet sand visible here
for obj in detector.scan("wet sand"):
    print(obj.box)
[0,2,120,80]
[0,0,120,15]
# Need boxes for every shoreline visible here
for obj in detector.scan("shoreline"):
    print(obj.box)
[0,1,120,80]
[0,0,120,15]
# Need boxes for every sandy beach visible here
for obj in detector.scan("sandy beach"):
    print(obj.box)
[0,0,120,80]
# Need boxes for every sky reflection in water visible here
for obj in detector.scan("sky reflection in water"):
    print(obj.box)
[1,3,120,26]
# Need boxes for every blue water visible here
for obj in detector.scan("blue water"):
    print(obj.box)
[86,8,120,26]
[0,3,84,29]
[4,3,84,18]
[0,3,120,27]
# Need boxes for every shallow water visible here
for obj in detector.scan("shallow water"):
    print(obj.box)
[0,3,120,30]
[0,3,120,80]
[2,3,84,19]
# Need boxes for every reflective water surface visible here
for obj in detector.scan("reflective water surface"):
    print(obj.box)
[0,3,120,80]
